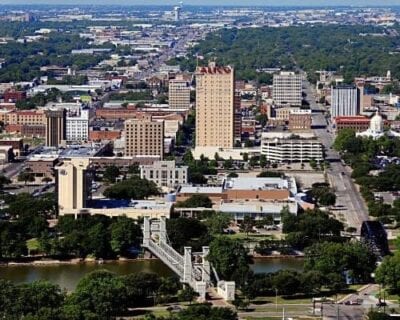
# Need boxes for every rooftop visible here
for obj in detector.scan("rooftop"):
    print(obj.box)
[90,199,172,210]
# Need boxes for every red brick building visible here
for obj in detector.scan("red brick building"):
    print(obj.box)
[3,89,26,103]
[334,116,371,133]
[89,130,121,141]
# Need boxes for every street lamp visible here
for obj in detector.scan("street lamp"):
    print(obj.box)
[275,288,278,311]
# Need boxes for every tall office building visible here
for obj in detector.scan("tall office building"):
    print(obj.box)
[125,115,164,159]
[273,72,303,107]
[45,108,66,147]
[56,158,91,215]
[195,62,235,149]
[331,85,360,118]
[169,76,191,109]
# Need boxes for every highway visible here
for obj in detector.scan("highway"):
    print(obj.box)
[304,80,369,231]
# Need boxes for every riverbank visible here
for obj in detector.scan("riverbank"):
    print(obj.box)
[0,256,159,266]
[1,252,305,267]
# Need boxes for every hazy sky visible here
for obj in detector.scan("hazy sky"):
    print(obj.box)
[1,0,400,6]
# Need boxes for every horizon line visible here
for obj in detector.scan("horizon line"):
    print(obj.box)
[0,3,400,7]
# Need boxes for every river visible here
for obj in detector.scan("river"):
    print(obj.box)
[0,258,303,291]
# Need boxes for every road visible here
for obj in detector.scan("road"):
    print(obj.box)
[303,79,369,231]
[2,161,25,179]
[136,28,201,80]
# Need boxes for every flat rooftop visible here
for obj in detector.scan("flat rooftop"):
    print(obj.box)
[225,177,288,191]
[220,201,297,214]
[90,199,172,210]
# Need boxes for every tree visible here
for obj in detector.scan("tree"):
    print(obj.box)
[319,192,336,206]
[367,311,391,320]
[103,176,159,200]
[272,270,301,295]
[259,154,267,168]
[0,280,22,318]
[177,304,237,320]
[240,215,255,237]
[208,237,250,286]
[64,270,127,319]
[18,281,65,317]
[375,253,400,294]
[166,218,209,252]
[18,169,35,184]
[223,158,233,170]
[103,165,120,183]
[255,114,268,127]
[242,153,249,162]
[227,172,238,178]
[205,213,231,234]
[123,272,161,306]
[110,216,141,256]
[0,175,10,191]
[175,195,213,208]
[333,128,357,152]
[249,156,258,167]
[177,285,198,304]
[305,241,377,284]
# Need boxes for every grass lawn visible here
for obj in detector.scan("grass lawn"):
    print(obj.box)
[226,232,276,242]
[251,287,361,307]
[244,317,318,320]
[131,309,170,319]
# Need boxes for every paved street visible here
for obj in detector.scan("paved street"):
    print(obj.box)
[303,80,369,230]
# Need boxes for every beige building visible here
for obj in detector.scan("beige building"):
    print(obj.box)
[195,62,235,149]
[7,110,46,125]
[140,160,188,189]
[125,115,164,159]
[45,109,66,147]
[169,76,191,109]
[56,158,172,218]
[57,158,92,215]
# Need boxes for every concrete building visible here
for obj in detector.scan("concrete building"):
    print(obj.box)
[140,160,188,189]
[195,62,235,149]
[45,109,66,147]
[177,176,297,203]
[169,76,191,109]
[125,115,164,159]
[261,132,323,163]
[219,201,298,222]
[66,109,89,142]
[331,85,360,118]
[273,72,303,107]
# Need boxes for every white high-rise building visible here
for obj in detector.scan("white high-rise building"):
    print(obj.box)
[331,85,360,118]
[66,109,89,142]
[174,6,181,21]
[273,72,303,107]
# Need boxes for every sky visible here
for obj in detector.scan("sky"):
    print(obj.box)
[1,0,400,6]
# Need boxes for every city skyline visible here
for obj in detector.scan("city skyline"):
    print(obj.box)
[1,0,400,6]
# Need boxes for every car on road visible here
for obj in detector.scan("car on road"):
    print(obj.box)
[345,300,362,305]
